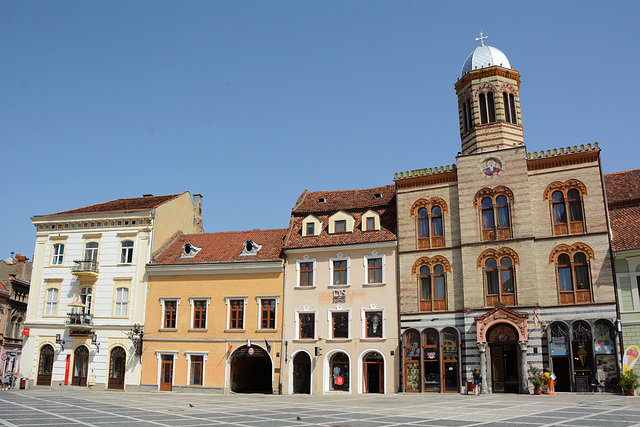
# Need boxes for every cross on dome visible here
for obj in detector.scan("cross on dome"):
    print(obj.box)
[475,31,488,46]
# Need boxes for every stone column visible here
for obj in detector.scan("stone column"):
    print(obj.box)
[519,340,528,394]
[477,342,487,394]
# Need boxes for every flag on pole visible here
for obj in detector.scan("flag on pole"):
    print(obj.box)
[247,338,251,348]
[264,339,271,353]
[533,310,539,328]
[227,342,232,353]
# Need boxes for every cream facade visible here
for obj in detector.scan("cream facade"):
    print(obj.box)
[22,192,202,390]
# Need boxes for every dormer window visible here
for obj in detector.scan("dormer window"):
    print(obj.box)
[318,198,326,203]
[366,217,375,231]
[328,211,354,234]
[241,240,262,256]
[335,220,346,233]
[302,215,322,237]
[374,193,382,199]
[181,243,202,259]
[306,223,314,236]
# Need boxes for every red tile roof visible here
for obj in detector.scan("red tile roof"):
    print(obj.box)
[605,169,640,251]
[0,280,8,294]
[152,229,287,264]
[44,193,185,216]
[285,184,397,249]
[604,169,640,206]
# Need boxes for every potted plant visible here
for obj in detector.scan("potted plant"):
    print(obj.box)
[528,364,546,394]
[619,369,640,396]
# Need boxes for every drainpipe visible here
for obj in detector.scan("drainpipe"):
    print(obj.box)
[279,258,287,395]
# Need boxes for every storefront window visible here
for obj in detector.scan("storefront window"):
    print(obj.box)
[594,321,618,390]
[442,329,459,392]
[423,330,440,392]
[404,331,421,392]
[330,352,349,391]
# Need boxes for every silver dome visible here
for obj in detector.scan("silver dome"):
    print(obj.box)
[460,45,511,78]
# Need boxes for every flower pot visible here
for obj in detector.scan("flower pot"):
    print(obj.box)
[624,389,635,396]
[533,388,542,395]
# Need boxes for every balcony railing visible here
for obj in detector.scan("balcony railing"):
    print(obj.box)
[71,260,99,279]
[66,312,93,328]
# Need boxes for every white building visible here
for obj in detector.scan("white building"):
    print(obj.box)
[21,192,202,390]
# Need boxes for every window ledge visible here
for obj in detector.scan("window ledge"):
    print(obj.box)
[224,329,246,333]
[188,328,208,332]
[363,282,386,287]
[296,286,317,290]
[159,328,178,332]
[255,329,278,333]
[328,284,351,288]
[326,338,351,342]
[293,339,318,343]
[360,338,386,342]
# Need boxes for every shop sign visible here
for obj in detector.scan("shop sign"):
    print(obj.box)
[248,347,254,356]
[1,354,6,361]
[550,336,568,356]
[9,352,16,356]
[332,290,346,303]
[335,376,344,386]
[22,328,30,336]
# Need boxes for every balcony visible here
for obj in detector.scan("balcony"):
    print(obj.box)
[71,259,98,280]
[66,312,93,330]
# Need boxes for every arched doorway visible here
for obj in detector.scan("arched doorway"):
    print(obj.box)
[549,322,571,392]
[72,346,89,386]
[363,352,384,393]
[292,351,311,394]
[487,323,519,393]
[329,352,349,391]
[108,346,126,390]
[229,345,272,393]
[442,328,460,393]
[37,344,54,386]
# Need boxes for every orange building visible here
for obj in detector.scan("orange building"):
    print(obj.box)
[141,229,286,393]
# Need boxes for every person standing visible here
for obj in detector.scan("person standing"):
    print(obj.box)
[473,367,482,396]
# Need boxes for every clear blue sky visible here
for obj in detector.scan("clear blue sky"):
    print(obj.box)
[2,1,638,260]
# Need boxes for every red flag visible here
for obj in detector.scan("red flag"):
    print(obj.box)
[227,342,232,353]
[247,338,251,348]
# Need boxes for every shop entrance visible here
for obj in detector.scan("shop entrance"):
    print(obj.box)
[551,356,571,392]
[487,324,520,393]
[363,352,384,393]
[37,345,54,386]
[229,345,272,393]
[71,346,89,387]
[160,355,173,391]
[292,352,311,394]
[108,346,126,390]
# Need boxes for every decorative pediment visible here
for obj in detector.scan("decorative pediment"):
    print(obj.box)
[473,186,514,207]
[476,247,520,268]
[410,197,448,217]
[549,242,595,263]
[412,255,452,274]
[474,304,529,343]
[543,179,587,201]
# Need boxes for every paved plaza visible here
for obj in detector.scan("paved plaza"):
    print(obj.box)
[1,389,640,427]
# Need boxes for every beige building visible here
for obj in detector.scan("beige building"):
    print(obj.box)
[142,229,287,393]
[22,192,202,390]
[282,185,399,394]
[395,39,618,394]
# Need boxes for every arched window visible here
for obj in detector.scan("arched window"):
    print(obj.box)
[484,257,516,306]
[503,92,518,124]
[554,250,593,304]
[423,330,440,392]
[404,331,421,392]
[509,94,517,124]
[412,199,447,249]
[329,352,349,391]
[546,181,587,235]
[461,100,474,134]
[479,92,496,124]
[419,265,446,312]
[477,189,513,241]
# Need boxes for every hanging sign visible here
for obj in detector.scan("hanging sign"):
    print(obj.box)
[1,354,6,361]
[248,347,254,356]
[22,328,30,336]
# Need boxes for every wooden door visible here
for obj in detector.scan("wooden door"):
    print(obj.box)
[160,355,173,391]
[72,346,89,386]
[108,347,126,390]
[37,345,54,386]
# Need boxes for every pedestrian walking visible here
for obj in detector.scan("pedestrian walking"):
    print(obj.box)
[473,367,482,395]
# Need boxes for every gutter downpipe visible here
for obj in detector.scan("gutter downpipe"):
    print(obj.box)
[279,257,287,395]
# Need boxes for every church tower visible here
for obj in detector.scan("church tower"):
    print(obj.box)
[455,32,524,154]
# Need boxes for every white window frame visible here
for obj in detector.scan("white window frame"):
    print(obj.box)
[329,253,350,287]
[189,297,211,330]
[327,309,351,341]
[114,286,130,317]
[256,296,279,331]
[120,240,134,264]
[361,307,386,340]
[295,309,318,341]
[155,351,178,390]
[225,296,248,331]
[51,243,65,265]
[44,287,59,316]
[160,298,180,330]
[296,256,316,288]
[79,285,93,314]
[185,352,208,386]
[363,252,386,285]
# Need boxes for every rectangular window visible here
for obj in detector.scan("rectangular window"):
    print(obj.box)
[190,355,203,386]
[335,220,346,233]
[52,243,64,265]
[366,217,375,231]
[120,240,134,264]
[115,288,129,317]
[261,299,276,329]
[332,312,349,339]
[365,311,383,338]
[333,260,347,285]
[368,258,382,283]
[229,300,244,329]
[193,300,207,329]
[299,313,315,339]
[300,262,314,287]
[45,288,59,315]
[306,223,314,236]
[164,300,177,328]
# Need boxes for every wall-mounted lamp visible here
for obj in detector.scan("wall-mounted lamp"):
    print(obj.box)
[126,323,144,357]
[91,332,100,353]
[315,346,322,356]
[55,333,65,351]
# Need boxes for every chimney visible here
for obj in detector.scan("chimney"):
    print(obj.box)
[193,194,203,233]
